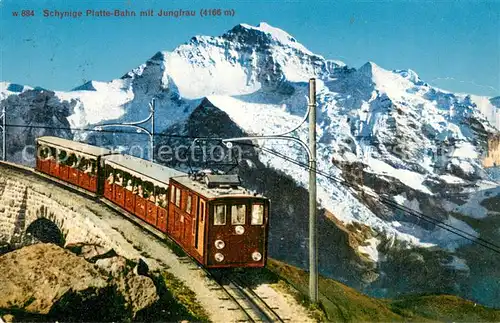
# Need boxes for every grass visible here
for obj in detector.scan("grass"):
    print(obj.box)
[266,258,500,322]
[388,294,500,322]
[134,270,211,322]
[235,264,328,321]
[274,279,328,321]
[160,271,211,322]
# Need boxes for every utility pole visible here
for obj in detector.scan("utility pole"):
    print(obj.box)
[150,98,155,162]
[216,78,319,303]
[1,105,5,161]
[94,98,156,162]
[308,78,318,303]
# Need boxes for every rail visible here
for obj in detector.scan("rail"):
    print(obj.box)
[209,269,285,322]
[0,160,285,323]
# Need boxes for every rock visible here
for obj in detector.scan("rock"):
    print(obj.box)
[95,256,158,317]
[95,256,128,276]
[134,257,150,276]
[0,242,11,256]
[0,243,120,319]
[361,271,380,284]
[66,242,117,262]
[81,245,117,262]
[120,273,159,317]
[0,243,159,320]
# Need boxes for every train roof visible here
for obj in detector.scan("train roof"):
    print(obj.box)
[103,154,265,198]
[172,175,264,199]
[37,136,112,157]
[102,154,184,186]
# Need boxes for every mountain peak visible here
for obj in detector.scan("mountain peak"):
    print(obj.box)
[248,22,298,43]
[356,62,426,89]
[358,61,381,77]
[226,22,313,55]
[394,68,423,84]
[72,80,97,92]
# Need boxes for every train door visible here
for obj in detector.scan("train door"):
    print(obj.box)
[182,194,195,249]
[174,210,182,240]
[195,199,206,255]
[191,195,198,247]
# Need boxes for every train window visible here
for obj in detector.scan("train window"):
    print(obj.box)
[67,153,77,167]
[49,147,57,159]
[251,204,264,225]
[88,160,96,175]
[38,145,48,159]
[214,205,226,225]
[125,174,133,191]
[144,181,155,202]
[115,170,124,186]
[86,160,94,174]
[57,149,67,164]
[175,187,181,207]
[132,177,143,196]
[143,182,149,198]
[79,158,89,172]
[82,158,94,174]
[186,195,192,214]
[170,186,175,203]
[200,199,206,222]
[106,165,114,184]
[74,155,83,169]
[156,186,167,208]
[231,205,246,225]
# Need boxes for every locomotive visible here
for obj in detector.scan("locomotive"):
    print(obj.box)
[35,136,269,268]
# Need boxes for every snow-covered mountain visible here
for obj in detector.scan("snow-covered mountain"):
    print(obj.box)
[2,22,500,306]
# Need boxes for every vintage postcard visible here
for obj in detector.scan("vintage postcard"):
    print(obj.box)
[0,0,499,322]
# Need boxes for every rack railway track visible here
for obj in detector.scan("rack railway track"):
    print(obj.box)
[207,269,285,322]
[0,160,286,323]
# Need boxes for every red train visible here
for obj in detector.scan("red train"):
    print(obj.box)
[35,136,269,268]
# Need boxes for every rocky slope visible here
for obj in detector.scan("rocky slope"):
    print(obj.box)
[1,22,499,307]
[0,243,158,321]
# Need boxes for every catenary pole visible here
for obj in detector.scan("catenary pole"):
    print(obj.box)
[150,98,155,162]
[1,105,5,161]
[217,79,319,303]
[308,78,318,303]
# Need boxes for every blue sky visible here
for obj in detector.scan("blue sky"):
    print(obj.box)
[1,0,499,97]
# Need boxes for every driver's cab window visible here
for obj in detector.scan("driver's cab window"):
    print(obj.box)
[251,204,264,225]
[231,205,246,225]
[214,205,226,225]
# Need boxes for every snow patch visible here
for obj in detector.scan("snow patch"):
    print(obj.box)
[433,216,479,251]
[470,94,500,130]
[446,256,470,271]
[366,157,433,195]
[57,79,133,126]
[453,186,500,219]
[452,142,479,159]
[166,50,261,99]
[439,174,465,184]
[358,237,380,262]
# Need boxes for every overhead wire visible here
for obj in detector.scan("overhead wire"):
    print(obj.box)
[4,122,500,253]
[237,141,500,254]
